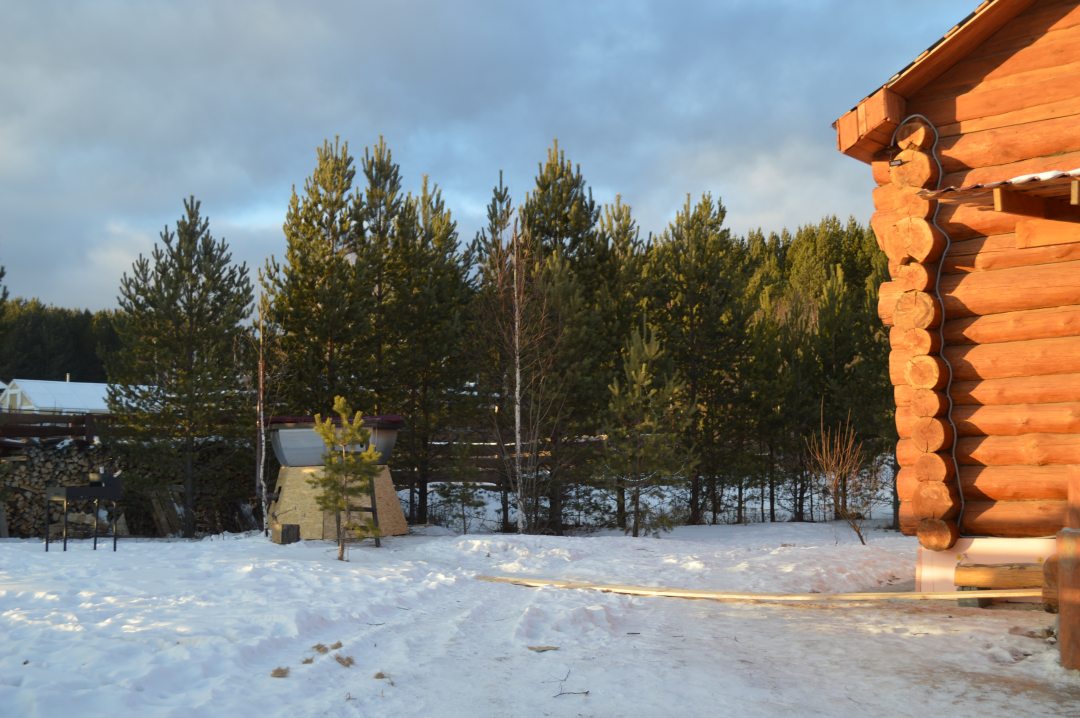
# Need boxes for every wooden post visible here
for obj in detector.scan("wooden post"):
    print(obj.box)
[1060,474,1080,669]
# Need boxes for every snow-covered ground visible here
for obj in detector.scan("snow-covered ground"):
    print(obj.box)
[3,522,1079,717]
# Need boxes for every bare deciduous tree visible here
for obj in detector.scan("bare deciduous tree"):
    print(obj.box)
[806,412,878,545]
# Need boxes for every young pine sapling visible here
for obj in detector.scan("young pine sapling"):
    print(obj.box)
[311,396,381,560]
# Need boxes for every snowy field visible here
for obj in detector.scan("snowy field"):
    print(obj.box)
[3,522,1080,717]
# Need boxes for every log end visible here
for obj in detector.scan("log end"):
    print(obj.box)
[895,120,933,151]
[894,290,942,331]
[897,467,918,502]
[910,388,948,417]
[917,518,960,551]
[914,451,955,483]
[905,355,949,391]
[913,481,961,521]
[898,500,917,535]
[912,417,954,453]
[890,149,939,190]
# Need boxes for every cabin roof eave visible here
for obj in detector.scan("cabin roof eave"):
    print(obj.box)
[833,0,1038,164]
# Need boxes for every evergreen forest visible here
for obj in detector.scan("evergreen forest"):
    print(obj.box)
[0,138,894,536]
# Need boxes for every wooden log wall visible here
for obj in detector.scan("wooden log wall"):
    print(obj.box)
[873,116,962,550]
[880,0,1080,545]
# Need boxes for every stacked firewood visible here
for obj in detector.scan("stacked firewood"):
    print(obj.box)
[0,443,121,538]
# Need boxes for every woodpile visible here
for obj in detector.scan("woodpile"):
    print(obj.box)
[0,443,126,538]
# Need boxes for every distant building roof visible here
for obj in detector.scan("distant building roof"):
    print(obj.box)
[0,379,110,414]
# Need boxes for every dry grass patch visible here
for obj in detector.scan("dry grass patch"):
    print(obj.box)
[271,667,289,678]
[335,654,355,668]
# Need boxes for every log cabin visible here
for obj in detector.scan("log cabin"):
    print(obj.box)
[833,0,1080,630]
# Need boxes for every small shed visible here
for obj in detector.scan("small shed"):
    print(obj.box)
[266,416,409,540]
[834,3,1080,666]
[0,379,110,414]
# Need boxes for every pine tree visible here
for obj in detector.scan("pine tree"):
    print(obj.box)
[0,301,119,382]
[311,396,381,561]
[385,176,473,524]
[356,136,404,412]
[473,221,562,533]
[605,324,691,537]
[597,197,646,527]
[783,216,891,445]
[470,172,518,531]
[521,139,599,259]
[601,197,646,343]
[744,215,891,524]
[0,265,8,364]
[742,229,798,522]
[519,140,607,533]
[261,138,368,415]
[523,142,614,427]
[644,193,750,524]
[107,197,253,538]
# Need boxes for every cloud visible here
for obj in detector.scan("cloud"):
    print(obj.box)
[36,221,156,310]
[0,0,975,309]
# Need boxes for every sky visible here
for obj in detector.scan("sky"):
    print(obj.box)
[1,0,977,311]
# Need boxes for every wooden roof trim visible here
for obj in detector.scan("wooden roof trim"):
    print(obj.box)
[834,0,1037,164]
[887,0,1036,96]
